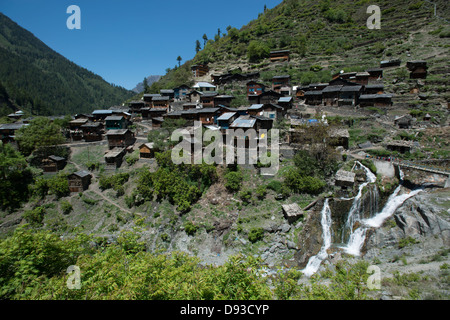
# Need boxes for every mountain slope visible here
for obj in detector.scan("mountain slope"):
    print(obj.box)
[153,0,449,93]
[0,12,134,116]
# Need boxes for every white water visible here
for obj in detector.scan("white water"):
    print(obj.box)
[343,172,423,256]
[341,161,377,243]
[302,164,423,275]
[302,198,332,277]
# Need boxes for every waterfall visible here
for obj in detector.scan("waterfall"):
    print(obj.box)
[343,169,423,256]
[302,198,332,277]
[341,161,377,243]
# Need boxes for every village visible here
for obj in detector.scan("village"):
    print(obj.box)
[1,48,443,194]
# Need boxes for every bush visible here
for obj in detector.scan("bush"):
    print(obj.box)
[247,40,270,63]
[184,221,199,236]
[239,189,253,205]
[255,185,267,200]
[60,200,72,215]
[284,169,326,195]
[248,228,264,243]
[224,170,243,192]
[267,180,283,193]
[23,206,46,226]
[48,174,70,198]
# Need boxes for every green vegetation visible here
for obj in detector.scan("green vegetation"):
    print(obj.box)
[248,227,264,243]
[224,169,244,192]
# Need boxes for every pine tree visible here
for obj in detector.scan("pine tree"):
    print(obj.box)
[177,56,182,67]
[202,34,208,46]
[143,77,149,93]
[195,40,201,53]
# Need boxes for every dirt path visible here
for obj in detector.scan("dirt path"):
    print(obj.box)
[89,180,133,215]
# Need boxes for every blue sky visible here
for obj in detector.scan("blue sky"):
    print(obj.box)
[0,0,283,90]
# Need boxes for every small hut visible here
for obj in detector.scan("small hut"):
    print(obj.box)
[281,203,304,224]
[68,170,92,193]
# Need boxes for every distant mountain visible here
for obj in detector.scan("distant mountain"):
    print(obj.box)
[132,75,162,93]
[0,12,134,116]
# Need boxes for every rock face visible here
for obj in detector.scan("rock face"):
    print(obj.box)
[365,188,450,257]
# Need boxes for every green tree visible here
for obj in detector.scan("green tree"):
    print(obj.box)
[224,170,243,192]
[0,143,33,210]
[202,34,208,46]
[195,40,201,53]
[15,117,65,156]
[247,40,270,63]
[176,56,182,67]
[143,77,149,93]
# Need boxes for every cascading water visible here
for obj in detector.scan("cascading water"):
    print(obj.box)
[302,198,332,277]
[341,161,377,243]
[302,163,423,276]
[343,169,423,256]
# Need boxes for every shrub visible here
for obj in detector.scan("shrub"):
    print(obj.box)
[267,180,283,193]
[60,200,73,215]
[255,185,267,200]
[239,189,253,205]
[48,174,70,198]
[224,170,243,192]
[184,221,199,236]
[248,228,264,243]
[23,206,46,226]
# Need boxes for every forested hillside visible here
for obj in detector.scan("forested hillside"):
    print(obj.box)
[0,13,134,117]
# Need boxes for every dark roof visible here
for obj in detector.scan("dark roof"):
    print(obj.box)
[152,96,170,101]
[49,155,65,162]
[72,170,91,178]
[160,89,174,94]
[304,90,323,96]
[270,50,291,54]
[105,116,125,121]
[106,129,131,135]
[196,107,220,113]
[365,84,384,89]
[81,122,102,128]
[92,110,113,115]
[217,112,237,121]
[340,85,362,92]
[0,123,28,130]
[322,85,343,93]
[214,95,235,99]
[273,75,291,79]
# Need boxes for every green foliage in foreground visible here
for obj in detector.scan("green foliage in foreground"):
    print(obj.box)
[0,227,376,300]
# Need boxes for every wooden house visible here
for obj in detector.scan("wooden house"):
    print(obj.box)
[277,96,293,110]
[354,72,370,86]
[139,142,156,159]
[380,59,401,68]
[197,107,220,125]
[151,117,164,128]
[386,140,412,153]
[106,129,135,149]
[364,84,384,95]
[359,94,393,108]
[152,96,170,109]
[200,92,218,107]
[105,115,127,130]
[295,86,308,99]
[187,90,203,104]
[272,75,291,92]
[173,85,190,100]
[193,82,216,92]
[0,123,28,144]
[129,100,146,114]
[304,91,323,105]
[69,119,88,141]
[217,112,238,130]
[248,104,283,120]
[41,155,66,173]
[92,110,113,122]
[142,107,167,120]
[213,95,235,107]
[367,68,383,82]
[104,148,126,169]
[309,83,328,91]
[68,170,92,193]
[322,85,343,107]
[407,60,427,79]
[339,85,362,106]
[81,122,103,142]
[328,128,350,150]
[246,81,266,97]
[160,89,175,100]
[251,115,274,131]
[269,50,290,62]
[248,90,283,105]
[143,94,162,105]
[191,64,209,77]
